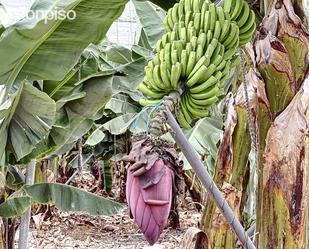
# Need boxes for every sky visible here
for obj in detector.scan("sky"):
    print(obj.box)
[0,0,34,27]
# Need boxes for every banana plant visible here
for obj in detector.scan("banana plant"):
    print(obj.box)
[121,0,309,248]
[0,0,129,248]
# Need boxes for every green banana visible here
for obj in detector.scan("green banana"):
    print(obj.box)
[223,0,233,14]
[153,53,160,65]
[139,98,161,106]
[153,65,166,90]
[145,67,163,91]
[180,49,188,77]
[171,49,179,65]
[211,55,223,67]
[184,0,192,13]
[194,13,201,31]
[186,51,197,77]
[236,1,250,28]
[180,27,187,41]
[180,99,193,125]
[224,47,237,60]
[206,30,214,47]
[187,63,216,87]
[223,22,239,48]
[156,39,163,53]
[186,64,207,87]
[239,21,256,44]
[172,3,179,24]
[216,59,227,72]
[205,38,218,60]
[231,0,243,20]
[171,62,182,89]
[170,31,177,42]
[209,3,217,31]
[178,0,185,18]
[219,20,231,42]
[161,33,168,46]
[200,0,209,25]
[213,21,222,40]
[216,6,225,25]
[167,9,174,30]
[191,36,198,51]
[240,10,255,32]
[185,11,193,27]
[138,83,165,99]
[184,95,209,118]
[189,56,209,79]
[164,43,172,68]
[189,95,219,106]
[196,44,204,61]
[193,0,201,13]
[186,43,193,55]
[203,11,210,33]
[189,75,218,93]
[213,70,223,81]
[190,84,220,100]
[211,43,224,63]
[197,32,207,50]
[160,62,171,88]
[176,108,191,128]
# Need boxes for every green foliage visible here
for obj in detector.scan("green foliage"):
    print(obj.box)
[0,0,128,86]
[132,0,165,48]
[50,76,113,155]
[0,196,31,218]
[24,183,122,216]
[0,82,56,163]
[180,115,223,171]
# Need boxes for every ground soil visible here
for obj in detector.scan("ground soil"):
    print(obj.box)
[16,206,200,249]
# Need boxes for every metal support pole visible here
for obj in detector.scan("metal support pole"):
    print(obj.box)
[165,108,256,249]
[18,159,36,249]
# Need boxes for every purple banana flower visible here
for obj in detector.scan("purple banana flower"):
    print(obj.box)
[122,134,178,245]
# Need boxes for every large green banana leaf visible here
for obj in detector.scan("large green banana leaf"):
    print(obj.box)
[180,116,223,171]
[19,75,113,163]
[24,183,122,216]
[0,0,128,86]
[0,196,31,218]
[49,75,113,155]
[0,183,122,217]
[0,82,56,163]
[132,0,165,48]
[43,44,117,102]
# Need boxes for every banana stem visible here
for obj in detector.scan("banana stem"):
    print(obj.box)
[18,159,36,249]
[149,90,181,137]
[165,107,256,249]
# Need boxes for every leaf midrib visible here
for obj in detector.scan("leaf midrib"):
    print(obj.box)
[7,0,82,85]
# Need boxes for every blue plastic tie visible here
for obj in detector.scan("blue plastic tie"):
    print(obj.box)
[131,102,162,133]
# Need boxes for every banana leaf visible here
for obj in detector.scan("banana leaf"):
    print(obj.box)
[0,82,56,163]
[49,75,113,155]
[0,196,31,218]
[24,183,122,216]
[132,0,165,48]
[0,0,128,86]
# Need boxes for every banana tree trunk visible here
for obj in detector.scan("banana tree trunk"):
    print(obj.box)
[0,220,4,249]
[200,0,308,248]
[199,51,269,248]
[255,0,309,248]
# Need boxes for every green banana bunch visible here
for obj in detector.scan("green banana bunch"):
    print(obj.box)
[138,0,256,128]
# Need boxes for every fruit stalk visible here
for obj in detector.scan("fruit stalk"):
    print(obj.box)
[165,107,256,249]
